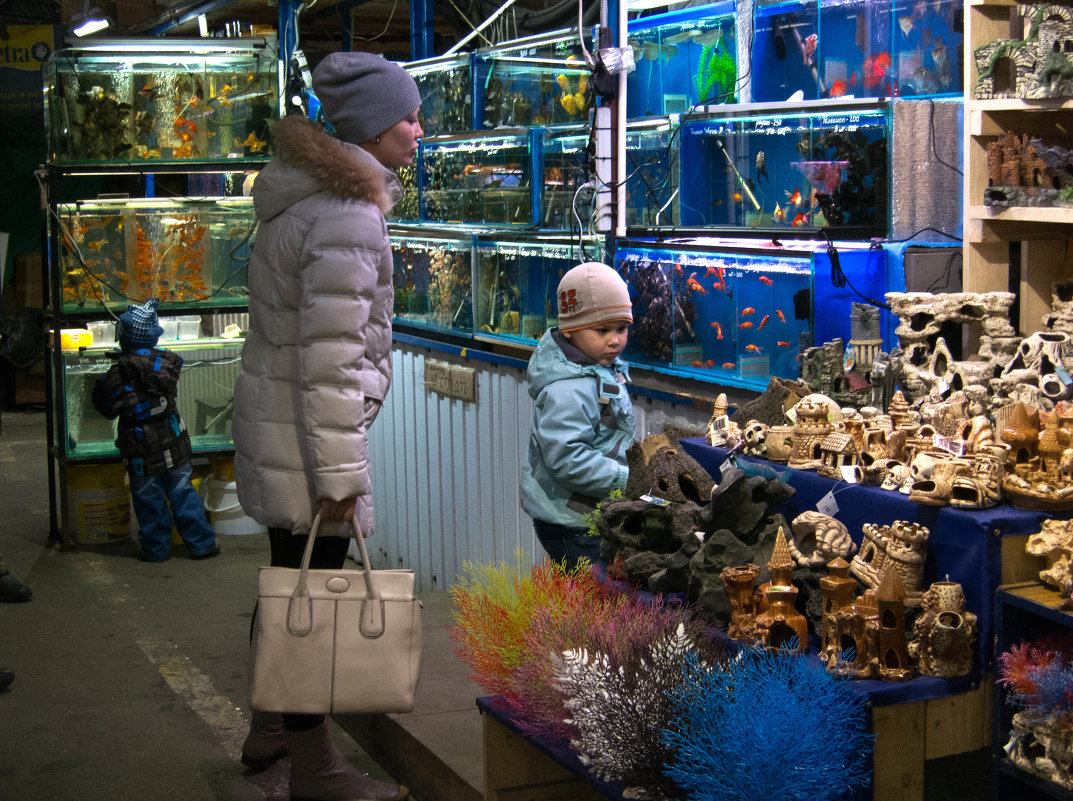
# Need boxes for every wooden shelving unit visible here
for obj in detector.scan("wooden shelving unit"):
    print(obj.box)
[963,0,1073,334]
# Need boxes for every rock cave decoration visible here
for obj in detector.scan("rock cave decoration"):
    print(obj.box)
[974,4,1073,101]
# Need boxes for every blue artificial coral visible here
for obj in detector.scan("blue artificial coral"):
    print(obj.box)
[1018,660,1073,727]
[661,646,873,801]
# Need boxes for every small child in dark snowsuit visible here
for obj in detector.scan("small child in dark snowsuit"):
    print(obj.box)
[91,299,218,562]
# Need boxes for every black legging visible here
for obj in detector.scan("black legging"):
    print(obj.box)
[252,525,352,731]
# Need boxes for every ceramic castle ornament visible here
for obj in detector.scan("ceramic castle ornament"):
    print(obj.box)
[719,563,760,642]
[850,520,930,607]
[753,528,809,653]
[908,580,978,678]
[819,557,859,669]
[974,4,1073,100]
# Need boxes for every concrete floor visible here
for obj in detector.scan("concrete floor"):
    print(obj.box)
[0,410,485,801]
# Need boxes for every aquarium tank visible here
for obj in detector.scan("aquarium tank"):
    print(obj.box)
[474,233,607,343]
[53,196,255,313]
[891,0,962,97]
[473,29,593,128]
[615,236,901,390]
[419,129,538,226]
[61,338,244,458]
[677,99,890,237]
[403,53,476,136]
[389,225,476,335]
[44,39,280,164]
[627,1,738,117]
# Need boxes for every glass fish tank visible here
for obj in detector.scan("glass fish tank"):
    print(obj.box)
[44,39,280,164]
[474,233,607,343]
[60,336,245,459]
[751,0,898,103]
[53,196,255,313]
[473,29,593,128]
[615,236,901,390]
[891,0,963,97]
[677,99,890,237]
[389,163,420,223]
[540,118,681,229]
[627,1,738,117]
[404,53,475,136]
[389,225,476,334]
[419,129,537,226]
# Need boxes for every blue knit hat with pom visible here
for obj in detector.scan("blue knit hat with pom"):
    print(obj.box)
[118,298,163,351]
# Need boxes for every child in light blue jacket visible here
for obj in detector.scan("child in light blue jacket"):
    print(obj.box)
[521,262,636,567]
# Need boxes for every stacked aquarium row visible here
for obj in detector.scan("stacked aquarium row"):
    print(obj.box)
[53,196,255,313]
[44,40,280,164]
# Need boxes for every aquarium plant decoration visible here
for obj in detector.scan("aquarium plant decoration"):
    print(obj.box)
[661,645,874,801]
[998,634,1073,727]
[694,45,737,105]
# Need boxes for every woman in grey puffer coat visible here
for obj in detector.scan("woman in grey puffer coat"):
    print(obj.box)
[232,52,421,801]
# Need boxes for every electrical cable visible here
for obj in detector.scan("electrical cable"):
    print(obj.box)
[351,0,401,42]
[928,98,962,176]
[821,228,891,310]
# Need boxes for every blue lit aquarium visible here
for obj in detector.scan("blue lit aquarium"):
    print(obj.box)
[404,53,475,136]
[751,0,895,103]
[389,225,476,335]
[474,29,593,128]
[419,129,537,226]
[626,1,738,117]
[474,234,607,343]
[891,0,962,97]
[614,236,902,390]
[678,99,890,237]
[539,118,680,229]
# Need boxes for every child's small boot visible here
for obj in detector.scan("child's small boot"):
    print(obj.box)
[241,711,288,771]
[286,722,408,801]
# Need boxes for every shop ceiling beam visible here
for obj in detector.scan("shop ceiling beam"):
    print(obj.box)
[142,0,236,35]
[410,0,434,59]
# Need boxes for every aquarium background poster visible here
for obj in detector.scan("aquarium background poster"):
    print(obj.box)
[0,24,57,285]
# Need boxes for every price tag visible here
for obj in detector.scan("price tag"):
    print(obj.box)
[1057,366,1072,386]
[640,494,670,507]
[932,432,967,457]
[712,414,729,431]
[937,377,950,395]
[694,530,706,543]
[840,465,860,483]
[817,491,839,516]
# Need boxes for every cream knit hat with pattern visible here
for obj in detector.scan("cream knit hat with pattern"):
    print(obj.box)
[556,262,633,333]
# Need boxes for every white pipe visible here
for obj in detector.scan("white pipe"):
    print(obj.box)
[615,0,626,237]
[445,0,518,55]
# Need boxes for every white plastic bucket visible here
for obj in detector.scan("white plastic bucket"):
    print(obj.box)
[203,476,266,536]
[67,464,130,543]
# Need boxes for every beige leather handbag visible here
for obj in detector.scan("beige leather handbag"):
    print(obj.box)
[248,514,423,714]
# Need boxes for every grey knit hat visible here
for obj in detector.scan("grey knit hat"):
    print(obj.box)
[312,51,421,145]
[557,262,633,333]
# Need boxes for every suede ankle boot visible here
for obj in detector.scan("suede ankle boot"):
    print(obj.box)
[241,711,288,771]
[285,722,408,801]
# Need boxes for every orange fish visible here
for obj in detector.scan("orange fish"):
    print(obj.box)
[746,344,762,353]
[722,362,736,369]
[776,309,786,323]
[758,276,773,285]
[829,79,847,98]
[772,203,785,224]
[741,307,755,316]
[733,193,743,203]
[692,360,704,367]
[86,238,104,252]
[850,71,858,87]
[686,277,708,295]
[705,266,719,278]
[875,52,892,71]
[711,321,723,340]
[777,341,791,348]
[786,188,802,206]
[739,321,753,329]
[758,314,770,331]
[705,360,715,367]
[792,213,808,226]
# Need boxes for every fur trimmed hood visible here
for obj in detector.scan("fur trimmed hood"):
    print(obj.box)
[253,116,401,221]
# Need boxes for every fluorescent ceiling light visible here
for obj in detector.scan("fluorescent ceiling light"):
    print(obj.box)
[71,1,112,37]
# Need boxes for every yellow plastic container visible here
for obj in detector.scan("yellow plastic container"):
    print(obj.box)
[60,329,92,350]
[67,464,130,543]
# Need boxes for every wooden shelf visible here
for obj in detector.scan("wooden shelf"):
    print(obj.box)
[968,206,1073,227]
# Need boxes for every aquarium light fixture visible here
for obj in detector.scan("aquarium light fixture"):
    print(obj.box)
[71,1,111,37]
[626,0,690,11]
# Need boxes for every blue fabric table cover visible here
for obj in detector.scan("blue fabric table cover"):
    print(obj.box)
[680,436,1072,678]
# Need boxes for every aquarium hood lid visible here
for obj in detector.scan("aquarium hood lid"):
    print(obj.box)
[57,37,273,54]
[690,97,888,119]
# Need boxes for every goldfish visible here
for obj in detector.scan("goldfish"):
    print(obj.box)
[556,74,571,92]
[776,309,786,323]
[786,188,802,206]
[850,71,858,87]
[739,321,753,329]
[705,359,715,367]
[758,314,770,331]
[733,193,743,203]
[829,79,847,98]
[173,116,197,136]
[758,276,773,285]
[777,341,791,348]
[741,307,755,316]
[802,33,818,65]
[711,321,723,340]
[746,344,762,353]
[705,266,720,279]
[792,213,808,226]
[686,277,707,294]
[241,132,268,152]
[772,203,785,224]
[692,360,705,367]
[722,362,736,369]
[86,238,104,252]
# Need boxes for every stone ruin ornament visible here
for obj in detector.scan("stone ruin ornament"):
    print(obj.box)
[1005,711,1073,791]
[908,580,978,678]
[789,511,857,568]
[1026,518,1073,595]
[974,4,1073,101]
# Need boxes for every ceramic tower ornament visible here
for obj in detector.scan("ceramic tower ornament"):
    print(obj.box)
[719,564,760,643]
[753,528,808,654]
[875,565,913,682]
[908,580,978,678]
[819,557,859,669]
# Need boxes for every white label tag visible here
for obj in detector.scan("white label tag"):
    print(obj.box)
[1058,366,1072,386]
[640,494,670,507]
[817,491,839,516]
[712,414,729,431]
[932,432,967,457]
[937,378,949,395]
[840,465,860,483]
[694,530,706,543]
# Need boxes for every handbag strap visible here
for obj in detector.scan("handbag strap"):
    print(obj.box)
[287,512,386,638]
